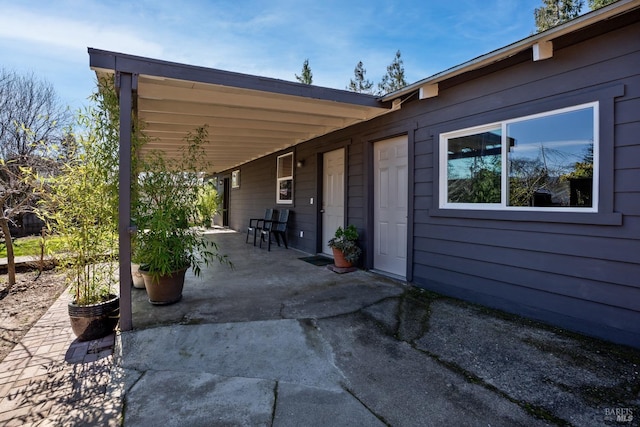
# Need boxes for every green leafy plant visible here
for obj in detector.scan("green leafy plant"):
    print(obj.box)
[135,126,231,278]
[39,125,118,305]
[196,182,221,227]
[328,225,362,264]
[36,76,146,305]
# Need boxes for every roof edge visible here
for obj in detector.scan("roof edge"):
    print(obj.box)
[88,48,389,110]
[381,0,640,101]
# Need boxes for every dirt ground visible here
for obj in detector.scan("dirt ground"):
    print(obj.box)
[0,270,68,362]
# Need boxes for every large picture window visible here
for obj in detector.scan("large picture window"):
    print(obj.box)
[440,103,598,212]
[276,153,293,204]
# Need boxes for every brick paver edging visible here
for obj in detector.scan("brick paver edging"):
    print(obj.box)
[0,288,122,426]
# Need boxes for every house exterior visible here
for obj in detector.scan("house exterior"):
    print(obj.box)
[91,1,639,347]
[216,4,640,348]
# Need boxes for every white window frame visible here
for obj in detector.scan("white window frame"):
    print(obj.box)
[276,152,294,204]
[439,102,599,212]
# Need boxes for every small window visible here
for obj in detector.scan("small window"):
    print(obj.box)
[440,103,598,212]
[276,153,293,204]
[231,170,240,188]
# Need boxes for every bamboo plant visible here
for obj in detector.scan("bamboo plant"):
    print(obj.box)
[135,126,230,278]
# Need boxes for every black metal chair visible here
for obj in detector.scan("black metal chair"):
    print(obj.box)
[246,209,274,246]
[260,208,289,251]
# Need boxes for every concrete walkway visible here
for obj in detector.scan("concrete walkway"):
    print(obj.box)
[1,230,639,426]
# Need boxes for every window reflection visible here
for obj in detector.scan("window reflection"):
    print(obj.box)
[447,129,502,203]
[442,103,597,210]
[507,107,594,207]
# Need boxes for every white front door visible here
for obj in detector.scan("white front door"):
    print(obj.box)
[374,136,408,277]
[322,148,345,255]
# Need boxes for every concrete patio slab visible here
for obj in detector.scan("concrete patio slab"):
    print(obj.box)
[273,382,386,427]
[124,370,275,427]
[2,230,639,426]
[119,319,345,390]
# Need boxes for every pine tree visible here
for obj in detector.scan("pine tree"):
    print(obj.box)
[295,59,313,84]
[588,0,617,9]
[534,0,584,32]
[347,61,374,94]
[377,50,407,96]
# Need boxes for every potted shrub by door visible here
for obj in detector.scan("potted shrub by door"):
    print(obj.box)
[135,126,231,304]
[328,225,362,268]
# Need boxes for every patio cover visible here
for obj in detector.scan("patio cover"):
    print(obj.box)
[88,48,393,330]
[89,48,392,174]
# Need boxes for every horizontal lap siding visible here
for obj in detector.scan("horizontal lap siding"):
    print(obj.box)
[414,237,639,307]
[228,156,274,232]
[228,147,316,253]
[414,265,640,343]
[410,21,640,346]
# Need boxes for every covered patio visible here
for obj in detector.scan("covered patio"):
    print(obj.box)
[88,48,396,331]
[129,228,404,329]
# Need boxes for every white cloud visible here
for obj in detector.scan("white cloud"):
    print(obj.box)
[0,0,544,110]
[0,5,164,58]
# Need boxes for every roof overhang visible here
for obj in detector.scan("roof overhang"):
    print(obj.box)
[383,0,640,102]
[89,49,391,173]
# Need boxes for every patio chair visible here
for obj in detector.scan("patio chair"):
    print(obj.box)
[246,208,274,246]
[260,208,289,251]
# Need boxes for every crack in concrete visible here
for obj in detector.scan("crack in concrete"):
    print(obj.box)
[411,345,570,426]
[317,288,572,426]
[270,380,279,427]
[342,385,392,426]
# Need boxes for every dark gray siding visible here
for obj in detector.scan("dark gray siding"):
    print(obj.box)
[223,19,640,347]
[409,20,640,347]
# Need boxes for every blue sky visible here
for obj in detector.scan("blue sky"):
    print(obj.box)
[1,0,552,112]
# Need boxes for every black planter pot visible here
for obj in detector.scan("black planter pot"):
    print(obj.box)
[68,294,119,342]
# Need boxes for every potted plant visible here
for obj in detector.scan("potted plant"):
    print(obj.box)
[35,76,152,340]
[37,81,122,341]
[135,126,230,304]
[130,238,146,289]
[328,225,362,268]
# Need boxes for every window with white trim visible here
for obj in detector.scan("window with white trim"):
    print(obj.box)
[440,102,598,211]
[276,153,293,204]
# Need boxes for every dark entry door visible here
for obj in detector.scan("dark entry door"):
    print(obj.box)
[222,177,230,227]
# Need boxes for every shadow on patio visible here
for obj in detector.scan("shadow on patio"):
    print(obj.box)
[130,228,404,329]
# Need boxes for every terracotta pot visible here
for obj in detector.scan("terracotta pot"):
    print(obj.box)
[68,295,119,342]
[131,263,146,289]
[332,247,352,268]
[140,267,187,305]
